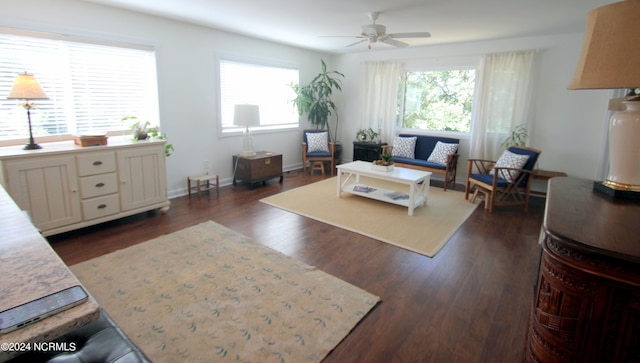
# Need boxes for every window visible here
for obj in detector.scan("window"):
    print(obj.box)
[399,69,476,133]
[0,31,159,141]
[219,58,298,133]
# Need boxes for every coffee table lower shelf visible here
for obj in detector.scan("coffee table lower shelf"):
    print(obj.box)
[340,183,426,212]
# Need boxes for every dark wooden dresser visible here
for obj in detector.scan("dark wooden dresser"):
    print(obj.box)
[232,151,283,189]
[523,177,640,362]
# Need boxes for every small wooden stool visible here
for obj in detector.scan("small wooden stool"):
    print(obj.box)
[309,161,325,175]
[188,174,219,198]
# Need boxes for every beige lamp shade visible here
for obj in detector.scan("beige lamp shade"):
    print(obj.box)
[7,72,48,100]
[233,104,260,128]
[568,0,640,90]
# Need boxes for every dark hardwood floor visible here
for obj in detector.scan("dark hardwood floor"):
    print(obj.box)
[48,170,544,363]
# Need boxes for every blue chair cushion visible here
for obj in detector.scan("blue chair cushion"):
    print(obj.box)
[470,172,532,188]
[306,151,332,158]
[391,157,447,170]
[469,173,509,187]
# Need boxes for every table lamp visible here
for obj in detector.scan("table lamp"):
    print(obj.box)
[234,104,260,157]
[6,72,49,150]
[568,0,640,199]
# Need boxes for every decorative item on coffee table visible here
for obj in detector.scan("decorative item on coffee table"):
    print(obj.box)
[372,151,394,172]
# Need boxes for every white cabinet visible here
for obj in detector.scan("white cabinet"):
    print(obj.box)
[0,137,170,236]
[117,145,167,212]
[3,155,82,232]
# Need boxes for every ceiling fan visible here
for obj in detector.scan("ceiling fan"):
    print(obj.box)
[327,12,431,49]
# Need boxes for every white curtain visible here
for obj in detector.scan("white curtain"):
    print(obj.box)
[363,61,403,143]
[470,50,537,160]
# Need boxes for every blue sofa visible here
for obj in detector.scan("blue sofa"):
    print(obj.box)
[383,134,460,191]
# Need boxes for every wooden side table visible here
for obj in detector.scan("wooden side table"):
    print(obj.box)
[531,169,568,196]
[233,151,283,189]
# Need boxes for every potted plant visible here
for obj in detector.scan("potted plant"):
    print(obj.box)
[367,128,379,143]
[372,151,394,171]
[356,129,368,141]
[501,124,528,149]
[291,59,344,154]
[122,116,175,157]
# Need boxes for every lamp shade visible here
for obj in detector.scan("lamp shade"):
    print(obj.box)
[568,0,640,90]
[7,72,48,100]
[233,104,260,128]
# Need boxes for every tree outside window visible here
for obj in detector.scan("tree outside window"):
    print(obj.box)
[400,69,476,133]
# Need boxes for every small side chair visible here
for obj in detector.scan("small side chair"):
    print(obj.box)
[465,146,541,213]
[302,129,335,176]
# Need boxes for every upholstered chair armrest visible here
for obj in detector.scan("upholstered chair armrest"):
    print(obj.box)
[328,141,335,155]
[467,158,496,174]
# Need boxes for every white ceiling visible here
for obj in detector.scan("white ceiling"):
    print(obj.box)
[80,0,616,54]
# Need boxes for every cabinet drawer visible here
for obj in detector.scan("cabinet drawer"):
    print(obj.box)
[82,194,120,220]
[77,152,116,176]
[79,173,118,199]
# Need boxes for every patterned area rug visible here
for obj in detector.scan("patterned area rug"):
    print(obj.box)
[71,221,380,363]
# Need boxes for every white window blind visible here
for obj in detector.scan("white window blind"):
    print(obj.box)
[219,59,298,133]
[0,32,159,140]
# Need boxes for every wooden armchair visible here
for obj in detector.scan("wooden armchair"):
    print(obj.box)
[464,146,541,213]
[302,129,335,176]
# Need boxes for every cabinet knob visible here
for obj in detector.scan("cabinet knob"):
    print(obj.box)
[97,204,107,209]
[72,188,77,193]
[95,182,105,188]
[93,161,103,166]
[121,180,127,184]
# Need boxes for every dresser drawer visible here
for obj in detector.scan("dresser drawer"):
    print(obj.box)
[82,194,120,220]
[77,152,116,176]
[79,173,118,199]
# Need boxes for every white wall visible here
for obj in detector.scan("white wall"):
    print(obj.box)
[2,0,612,197]
[1,0,332,197]
[333,34,610,189]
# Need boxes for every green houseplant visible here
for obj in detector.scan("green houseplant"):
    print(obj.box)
[291,59,344,143]
[122,116,175,157]
[501,124,528,149]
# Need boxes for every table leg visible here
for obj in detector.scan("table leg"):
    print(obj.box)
[408,182,415,216]
[337,170,342,197]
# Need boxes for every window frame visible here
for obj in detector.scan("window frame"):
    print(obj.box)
[0,27,159,146]
[216,54,300,137]
[397,58,479,137]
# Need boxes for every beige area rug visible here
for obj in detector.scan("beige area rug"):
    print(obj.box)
[260,177,478,257]
[71,221,380,363]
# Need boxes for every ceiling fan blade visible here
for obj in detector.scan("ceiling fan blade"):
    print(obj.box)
[346,39,368,47]
[320,35,366,38]
[380,38,409,48]
[388,32,432,39]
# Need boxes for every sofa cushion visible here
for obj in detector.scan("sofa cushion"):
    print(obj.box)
[392,136,417,159]
[306,131,329,152]
[399,134,459,160]
[490,149,530,182]
[392,157,447,170]
[427,141,458,165]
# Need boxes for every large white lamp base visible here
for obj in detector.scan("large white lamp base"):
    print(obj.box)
[594,99,640,199]
[240,126,256,157]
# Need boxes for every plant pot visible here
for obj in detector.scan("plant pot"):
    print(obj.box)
[371,164,394,172]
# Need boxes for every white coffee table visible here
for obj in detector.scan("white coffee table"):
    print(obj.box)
[336,161,432,216]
